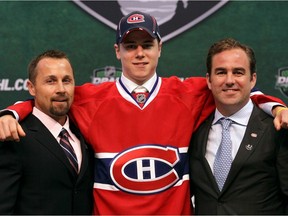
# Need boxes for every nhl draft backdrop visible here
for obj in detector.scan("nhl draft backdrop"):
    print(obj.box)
[0,0,288,108]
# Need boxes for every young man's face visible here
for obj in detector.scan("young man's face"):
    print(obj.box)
[114,30,162,85]
[207,48,256,116]
[28,57,75,124]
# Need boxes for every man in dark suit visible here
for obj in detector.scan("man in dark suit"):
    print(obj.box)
[189,38,288,215]
[0,50,94,214]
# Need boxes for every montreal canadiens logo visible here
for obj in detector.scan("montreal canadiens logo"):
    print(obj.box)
[110,145,180,194]
[127,14,145,24]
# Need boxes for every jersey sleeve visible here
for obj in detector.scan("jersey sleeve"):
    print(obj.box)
[184,77,286,132]
[0,82,101,123]
[4,100,34,121]
[194,90,215,132]
[70,83,109,143]
[182,77,215,132]
[250,89,286,116]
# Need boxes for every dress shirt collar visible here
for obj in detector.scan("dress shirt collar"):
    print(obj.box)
[121,73,157,93]
[212,99,254,126]
[32,107,73,140]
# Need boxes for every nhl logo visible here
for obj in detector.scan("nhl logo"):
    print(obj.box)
[275,67,288,98]
[72,0,229,42]
[135,93,147,104]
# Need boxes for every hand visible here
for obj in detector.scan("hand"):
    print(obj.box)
[0,115,26,142]
[273,107,288,130]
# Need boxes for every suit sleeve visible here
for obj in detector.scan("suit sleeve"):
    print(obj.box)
[0,141,22,214]
[275,129,288,210]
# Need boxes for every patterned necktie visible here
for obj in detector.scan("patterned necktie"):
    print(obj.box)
[59,128,78,173]
[132,86,149,107]
[213,118,233,191]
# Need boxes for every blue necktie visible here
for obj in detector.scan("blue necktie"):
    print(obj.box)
[213,118,232,191]
[59,128,78,173]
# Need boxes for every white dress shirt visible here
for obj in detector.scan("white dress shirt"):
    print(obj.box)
[205,99,254,173]
[32,107,82,170]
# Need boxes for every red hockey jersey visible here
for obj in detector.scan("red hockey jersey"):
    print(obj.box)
[71,76,214,215]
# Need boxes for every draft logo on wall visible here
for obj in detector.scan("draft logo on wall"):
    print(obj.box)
[73,0,229,42]
[91,66,122,84]
[275,67,288,98]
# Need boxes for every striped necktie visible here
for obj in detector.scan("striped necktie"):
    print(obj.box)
[59,128,78,173]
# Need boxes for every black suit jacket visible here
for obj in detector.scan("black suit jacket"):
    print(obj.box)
[0,114,94,215]
[189,105,288,215]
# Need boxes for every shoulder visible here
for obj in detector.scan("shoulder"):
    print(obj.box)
[251,105,274,123]
[249,106,280,141]
[20,114,41,129]
[74,82,116,102]
[75,82,116,94]
[161,76,209,95]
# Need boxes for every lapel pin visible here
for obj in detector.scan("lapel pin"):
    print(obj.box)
[251,133,257,138]
[245,144,253,151]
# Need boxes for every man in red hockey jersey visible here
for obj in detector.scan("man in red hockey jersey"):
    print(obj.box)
[0,11,287,215]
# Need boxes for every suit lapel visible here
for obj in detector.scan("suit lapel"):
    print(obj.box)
[69,123,90,181]
[222,106,266,191]
[199,114,221,192]
[23,115,78,177]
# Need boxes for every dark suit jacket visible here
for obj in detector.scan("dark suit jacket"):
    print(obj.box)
[189,105,288,215]
[0,114,94,215]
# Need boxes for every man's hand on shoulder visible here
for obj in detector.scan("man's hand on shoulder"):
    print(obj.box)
[0,115,26,142]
